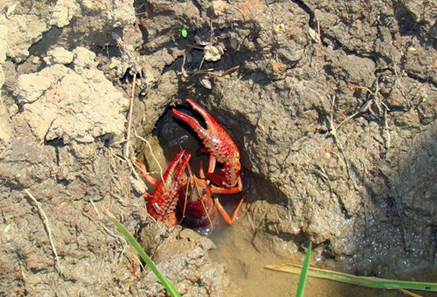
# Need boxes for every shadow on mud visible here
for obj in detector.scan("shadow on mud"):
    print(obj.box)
[350,123,437,276]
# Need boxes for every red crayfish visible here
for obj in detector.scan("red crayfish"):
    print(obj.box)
[135,150,191,226]
[136,99,244,230]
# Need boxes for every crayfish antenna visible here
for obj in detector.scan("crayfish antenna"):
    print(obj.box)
[178,162,195,224]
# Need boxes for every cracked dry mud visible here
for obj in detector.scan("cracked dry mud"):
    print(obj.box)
[0,1,436,296]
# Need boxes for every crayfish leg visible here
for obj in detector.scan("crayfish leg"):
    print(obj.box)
[167,212,178,227]
[213,196,244,225]
[210,176,243,195]
[207,155,217,175]
[135,160,158,186]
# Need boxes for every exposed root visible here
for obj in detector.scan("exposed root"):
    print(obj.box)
[82,208,127,263]
[181,50,189,78]
[89,199,101,219]
[355,84,390,117]
[399,288,423,297]
[326,95,357,190]
[356,81,392,152]
[382,109,391,151]
[24,189,63,275]
[392,56,408,103]
[124,75,137,159]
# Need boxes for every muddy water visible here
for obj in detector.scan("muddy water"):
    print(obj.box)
[209,214,294,297]
[210,213,421,297]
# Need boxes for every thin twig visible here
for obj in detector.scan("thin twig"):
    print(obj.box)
[399,288,423,297]
[334,138,357,190]
[392,56,409,104]
[81,211,117,239]
[335,110,360,132]
[112,152,127,163]
[383,109,391,150]
[109,147,142,183]
[25,189,63,275]
[316,17,321,45]
[191,65,240,77]
[326,95,357,189]
[89,199,101,219]
[135,132,164,182]
[356,84,390,116]
[209,19,214,44]
[180,45,239,78]
[181,51,189,78]
[124,75,137,159]
[198,56,205,71]
[81,210,127,262]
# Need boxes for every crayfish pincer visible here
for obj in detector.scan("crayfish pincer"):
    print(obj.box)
[172,99,243,194]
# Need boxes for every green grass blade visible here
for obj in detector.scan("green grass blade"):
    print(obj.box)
[107,212,182,297]
[296,241,312,297]
[266,263,437,293]
[3,219,13,233]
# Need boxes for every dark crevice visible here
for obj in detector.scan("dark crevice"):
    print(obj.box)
[45,137,66,166]
[325,33,379,61]
[28,27,63,58]
[0,179,25,192]
[404,70,436,87]
[56,178,70,187]
[292,231,313,251]
[392,0,426,38]
[432,225,437,264]
[290,0,317,30]
[337,194,352,220]
[95,133,116,147]
[320,241,337,260]
[120,68,143,84]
